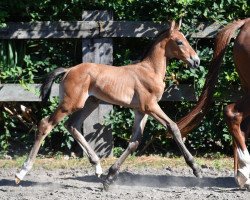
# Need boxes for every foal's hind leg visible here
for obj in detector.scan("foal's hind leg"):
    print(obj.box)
[146,102,201,178]
[224,100,250,188]
[103,110,148,190]
[65,97,103,176]
[15,103,73,184]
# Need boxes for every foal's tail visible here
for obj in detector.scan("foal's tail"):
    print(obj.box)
[177,19,248,138]
[40,67,67,103]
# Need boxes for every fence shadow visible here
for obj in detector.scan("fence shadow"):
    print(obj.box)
[67,171,242,190]
[0,171,243,191]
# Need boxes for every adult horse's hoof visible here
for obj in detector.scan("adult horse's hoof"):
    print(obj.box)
[245,184,250,190]
[243,179,250,190]
[236,169,248,188]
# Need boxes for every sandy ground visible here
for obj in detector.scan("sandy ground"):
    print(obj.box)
[0,166,250,200]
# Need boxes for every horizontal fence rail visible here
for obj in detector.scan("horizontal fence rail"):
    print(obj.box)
[0,83,243,102]
[0,21,223,39]
[0,84,196,102]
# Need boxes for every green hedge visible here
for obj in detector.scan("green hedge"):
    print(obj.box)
[0,0,249,156]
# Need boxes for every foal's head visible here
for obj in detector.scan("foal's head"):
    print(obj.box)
[165,21,200,68]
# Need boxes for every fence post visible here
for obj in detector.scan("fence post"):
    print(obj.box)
[80,10,113,158]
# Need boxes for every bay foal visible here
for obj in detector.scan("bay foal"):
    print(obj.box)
[15,21,201,188]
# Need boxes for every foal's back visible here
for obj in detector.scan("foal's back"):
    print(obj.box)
[62,62,165,109]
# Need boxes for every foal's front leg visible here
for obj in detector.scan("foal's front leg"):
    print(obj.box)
[147,102,202,178]
[103,110,148,190]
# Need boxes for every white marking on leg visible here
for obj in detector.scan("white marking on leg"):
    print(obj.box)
[236,148,250,187]
[71,128,103,177]
[95,163,103,177]
[237,148,250,164]
[15,159,32,181]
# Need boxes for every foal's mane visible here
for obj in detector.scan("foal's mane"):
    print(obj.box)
[139,28,171,61]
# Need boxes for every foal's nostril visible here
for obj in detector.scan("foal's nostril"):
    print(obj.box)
[194,59,200,67]
[191,55,200,67]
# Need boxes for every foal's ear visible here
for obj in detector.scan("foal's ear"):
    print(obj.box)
[168,20,176,34]
[177,18,182,30]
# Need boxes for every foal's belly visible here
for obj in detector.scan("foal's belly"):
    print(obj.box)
[89,84,139,108]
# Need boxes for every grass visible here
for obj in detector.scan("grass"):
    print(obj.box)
[0,155,234,171]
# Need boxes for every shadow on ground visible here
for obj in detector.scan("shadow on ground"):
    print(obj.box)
[0,171,243,191]
[0,179,52,187]
[66,171,241,189]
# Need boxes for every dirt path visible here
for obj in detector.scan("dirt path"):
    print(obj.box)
[0,166,250,200]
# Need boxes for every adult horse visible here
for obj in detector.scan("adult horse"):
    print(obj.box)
[175,18,250,189]
[15,21,201,189]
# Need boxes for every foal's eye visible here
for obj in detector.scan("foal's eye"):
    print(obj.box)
[176,40,183,46]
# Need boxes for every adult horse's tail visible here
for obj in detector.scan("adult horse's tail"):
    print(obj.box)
[177,19,247,138]
[40,67,67,103]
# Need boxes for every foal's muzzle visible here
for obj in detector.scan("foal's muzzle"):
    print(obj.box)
[187,55,200,68]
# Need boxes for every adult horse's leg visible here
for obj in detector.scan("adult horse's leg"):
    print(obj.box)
[65,97,103,176]
[146,102,201,178]
[103,110,148,190]
[224,98,250,188]
[231,108,247,179]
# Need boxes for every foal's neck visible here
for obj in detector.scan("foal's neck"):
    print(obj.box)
[142,40,168,81]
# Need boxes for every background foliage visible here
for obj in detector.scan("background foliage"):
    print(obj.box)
[0,0,249,156]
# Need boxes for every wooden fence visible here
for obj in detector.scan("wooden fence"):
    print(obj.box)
[0,10,237,157]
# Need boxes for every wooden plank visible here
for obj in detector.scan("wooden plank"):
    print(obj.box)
[162,84,197,101]
[191,22,223,38]
[0,83,244,102]
[0,84,59,101]
[0,21,168,39]
[0,21,99,39]
[100,21,168,38]
[0,21,225,39]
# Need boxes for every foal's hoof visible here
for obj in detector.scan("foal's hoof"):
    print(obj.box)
[15,175,21,185]
[102,178,114,191]
[193,169,202,178]
[102,174,118,191]
[95,163,103,178]
[103,181,110,191]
